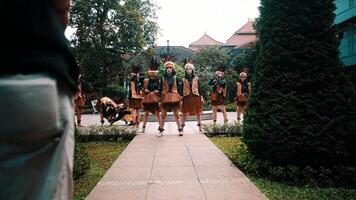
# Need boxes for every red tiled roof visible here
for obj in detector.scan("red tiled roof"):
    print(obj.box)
[225,34,256,47]
[189,34,223,47]
[225,21,257,47]
[233,21,256,35]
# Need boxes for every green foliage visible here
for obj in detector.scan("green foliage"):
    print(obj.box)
[70,0,158,89]
[243,0,356,168]
[74,128,90,180]
[76,125,137,142]
[224,103,236,112]
[193,46,230,71]
[224,68,239,102]
[202,122,242,137]
[157,63,185,79]
[73,142,130,200]
[73,143,90,180]
[195,65,213,103]
[101,84,127,100]
[211,136,356,189]
[251,176,356,200]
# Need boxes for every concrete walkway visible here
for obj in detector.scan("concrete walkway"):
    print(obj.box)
[85,114,268,200]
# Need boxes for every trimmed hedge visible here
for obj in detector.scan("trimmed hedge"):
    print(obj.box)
[233,141,356,187]
[74,128,90,180]
[73,142,90,180]
[76,125,137,142]
[202,122,242,137]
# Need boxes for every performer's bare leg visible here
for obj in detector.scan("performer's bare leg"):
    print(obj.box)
[131,108,137,125]
[76,108,83,127]
[158,109,167,136]
[99,113,104,124]
[142,111,149,133]
[135,109,140,126]
[212,106,218,124]
[173,108,182,136]
[181,113,188,130]
[196,114,202,131]
[221,106,228,123]
[155,112,161,127]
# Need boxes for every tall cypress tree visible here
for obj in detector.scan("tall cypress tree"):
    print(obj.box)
[243,0,356,167]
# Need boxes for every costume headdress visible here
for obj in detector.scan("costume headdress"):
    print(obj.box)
[148,56,159,76]
[215,64,226,76]
[239,72,247,77]
[183,58,194,70]
[131,65,141,75]
[161,52,176,68]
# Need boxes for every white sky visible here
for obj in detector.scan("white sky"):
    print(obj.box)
[153,0,260,47]
[65,0,261,47]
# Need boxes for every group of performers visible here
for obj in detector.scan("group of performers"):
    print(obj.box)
[74,57,251,135]
[126,57,251,137]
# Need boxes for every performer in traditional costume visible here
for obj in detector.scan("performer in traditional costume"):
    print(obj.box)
[128,65,143,126]
[181,60,204,132]
[141,57,161,133]
[74,75,86,127]
[235,72,251,121]
[96,96,119,125]
[209,66,228,124]
[159,60,183,136]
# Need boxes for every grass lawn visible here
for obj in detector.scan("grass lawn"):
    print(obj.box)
[209,136,356,200]
[73,141,130,200]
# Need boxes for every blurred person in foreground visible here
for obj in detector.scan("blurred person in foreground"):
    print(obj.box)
[0,0,79,199]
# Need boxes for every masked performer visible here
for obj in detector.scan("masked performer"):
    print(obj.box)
[141,57,161,133]
[74,75,86,127]
[181,60,204,132]
[159,60,183,136]
[129,65,143,126]
[236,72,251,121]
[209,66,228,124]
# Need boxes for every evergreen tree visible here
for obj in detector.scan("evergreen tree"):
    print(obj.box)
[243,0,356,167]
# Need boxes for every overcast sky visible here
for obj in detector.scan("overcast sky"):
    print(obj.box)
[65,0,261,47]
[153,0,260,47]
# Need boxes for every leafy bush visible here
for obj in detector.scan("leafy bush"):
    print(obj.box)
[77,125,137,142]
[202,122,242,137]
[232,140,356,187]
[101,84,127,100]
[73,143,90,180]
[158,64,185,78]
[74,128,90,180]
[224,103,236,112]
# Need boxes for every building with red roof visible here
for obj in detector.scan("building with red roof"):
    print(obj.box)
[189,33,223,52]
[225,20,257,48]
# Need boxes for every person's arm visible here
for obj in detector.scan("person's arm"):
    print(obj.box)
[130,81,137,98]
[53,0,71,29]
[237,82,242,97]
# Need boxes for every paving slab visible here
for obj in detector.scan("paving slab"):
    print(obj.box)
[86,132,267,200]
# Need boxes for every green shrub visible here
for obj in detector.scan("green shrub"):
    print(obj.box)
[74,128,90,180]
[101,84,127,100]
[73,142,90,180]
[231,140,356,187]
[244,0,356,170]
[77,125,137,142]
[224,103,236,112]
[202,122,242,137]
